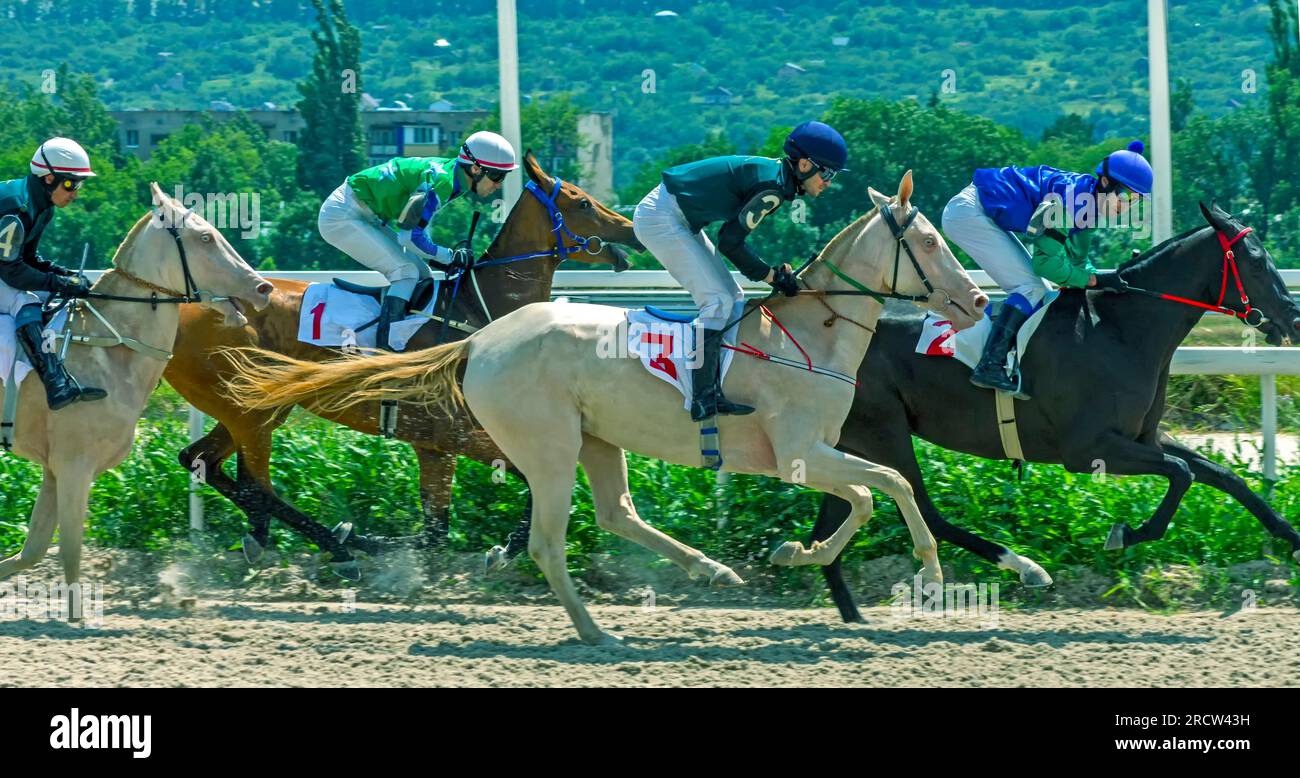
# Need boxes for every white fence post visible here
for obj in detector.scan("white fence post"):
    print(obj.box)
[1262,374,1277,483]
[188,406,205,531]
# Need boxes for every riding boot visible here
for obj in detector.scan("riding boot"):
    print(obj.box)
[16,320,107,411]
[690,329,754,422]
[375,293,409,352]
[969,304,1031,396]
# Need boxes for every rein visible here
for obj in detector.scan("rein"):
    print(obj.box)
[46,214,227,362]
[1122,227,1266,326]
[719,202,950,385]
[426,178,610,342]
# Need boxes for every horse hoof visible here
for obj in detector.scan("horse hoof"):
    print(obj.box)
[483,546,509,574]
[241,534,264,564]
[769,542,802,566]
[1104,524,1128,551]
[331,522,354,545]
[710,565,745,587]
[583,631,624,647]
[331,560,361,582]
[1021,564,1054,588]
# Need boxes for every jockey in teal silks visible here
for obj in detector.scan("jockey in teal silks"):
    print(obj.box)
[317,131,518,351]
[940,140,1153,399]
[633,121,848,421]
[0,138,104,410]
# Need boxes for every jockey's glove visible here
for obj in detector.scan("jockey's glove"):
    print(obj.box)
[50,273,92,298]
[770,264,800,297]
[1092,269,1130,294]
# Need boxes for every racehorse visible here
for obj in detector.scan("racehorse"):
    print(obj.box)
[811,201,1300,622]
[163,152,637,577]
[222,171,989,644]
[0,183,272,596]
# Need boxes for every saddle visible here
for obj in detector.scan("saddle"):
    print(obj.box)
[331,276,437,315]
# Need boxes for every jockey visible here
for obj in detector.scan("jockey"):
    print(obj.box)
[0,138,104,410]
[317,130,518,351]
[633,120,848,421]
[941,140,1152,397]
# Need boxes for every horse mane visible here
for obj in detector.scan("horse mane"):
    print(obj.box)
[1119,224,1209,273]
[109,210,156,268]
[818,205,881,261]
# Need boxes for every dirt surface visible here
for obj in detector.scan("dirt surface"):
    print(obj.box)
[0,546,1297,687]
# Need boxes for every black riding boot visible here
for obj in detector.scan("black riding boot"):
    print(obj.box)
[690,330,754,422]
[375,293,408,352]
[970,304,1031,397]
[16,320,107,411]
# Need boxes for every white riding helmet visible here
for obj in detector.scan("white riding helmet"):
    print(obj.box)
[30,137,97,179]
[457,131,518,172]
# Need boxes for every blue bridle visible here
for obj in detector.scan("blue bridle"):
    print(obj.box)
[469,178,607,269]
[432,177,608,343]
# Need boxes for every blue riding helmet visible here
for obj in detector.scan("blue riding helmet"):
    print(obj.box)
[1096,140,1153,195]
[784,121,849,172]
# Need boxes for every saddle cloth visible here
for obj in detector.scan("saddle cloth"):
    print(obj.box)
[296,280,439,351]
[626,304,741,411]
[915,290,1059,370]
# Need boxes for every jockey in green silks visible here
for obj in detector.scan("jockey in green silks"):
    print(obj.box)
[317,131,518,351]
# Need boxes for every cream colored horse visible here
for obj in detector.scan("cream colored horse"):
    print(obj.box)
[0,182,272,598]
[224,172,986,644]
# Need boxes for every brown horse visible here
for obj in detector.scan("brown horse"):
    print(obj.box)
[163,153,638,577]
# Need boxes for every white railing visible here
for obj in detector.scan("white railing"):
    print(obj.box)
[157,270,1297,529]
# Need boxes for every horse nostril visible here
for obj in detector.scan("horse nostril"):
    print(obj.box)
[256,282,273,295]
[974,293,990,311]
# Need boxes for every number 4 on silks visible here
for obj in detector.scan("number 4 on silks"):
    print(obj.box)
[0,215,26,262]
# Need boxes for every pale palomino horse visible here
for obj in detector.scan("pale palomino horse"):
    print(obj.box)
[224,172,987,644]
[0,183,272,598]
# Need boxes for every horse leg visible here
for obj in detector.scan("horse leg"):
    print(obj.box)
[1064,432,1193,549]
[53,466,93,588]
[579,434,742,585]
[178,421,277,558]
[770,442,942,585]
[1160,435,1300,563]
[414,446,454,548]
[0,469,58,580]
[470,399,614,645]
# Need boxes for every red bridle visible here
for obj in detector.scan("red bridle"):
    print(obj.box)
[1135,227,1263,326]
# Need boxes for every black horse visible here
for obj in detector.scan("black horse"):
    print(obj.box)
[811,202,1300,623]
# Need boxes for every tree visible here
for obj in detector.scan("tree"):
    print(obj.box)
[295,0,365,198]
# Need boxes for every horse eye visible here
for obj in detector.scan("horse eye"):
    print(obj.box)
[925,237,935,248]
[580,199,591,210]
[201,232,213,243]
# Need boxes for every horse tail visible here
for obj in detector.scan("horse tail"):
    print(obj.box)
[221,341,470,418]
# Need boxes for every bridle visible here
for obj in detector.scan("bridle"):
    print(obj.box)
[85,212,230,309]
[471,178,610,269]
[801,202,970,320]
[1123,226,1266,328]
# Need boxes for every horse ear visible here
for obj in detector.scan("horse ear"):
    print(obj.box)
[149,181,183,227]
[1198,201,1222,229]
[523,150,549,187]
[867,186,891,211]
[897,170,914,209]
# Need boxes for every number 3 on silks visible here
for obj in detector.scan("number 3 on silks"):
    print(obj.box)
[0,215,26,262]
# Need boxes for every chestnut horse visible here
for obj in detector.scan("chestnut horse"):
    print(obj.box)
[163,153,637,578]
